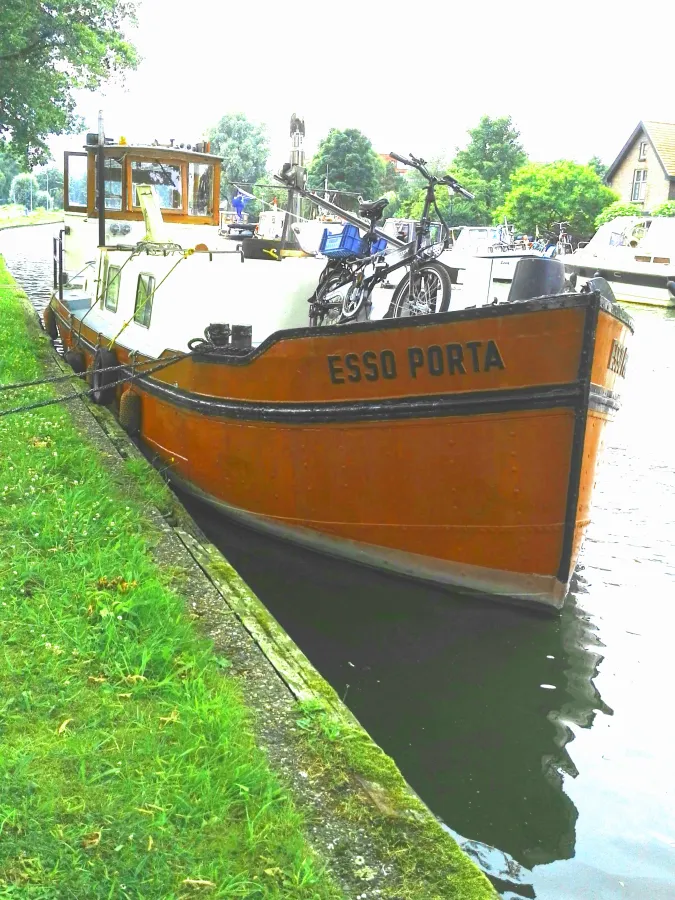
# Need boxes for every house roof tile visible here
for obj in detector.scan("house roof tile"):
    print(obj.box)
[643,121,675,178]
[606,120,675,182]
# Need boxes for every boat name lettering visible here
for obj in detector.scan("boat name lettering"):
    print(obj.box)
[608,339,628,378]
[327,341,505,385]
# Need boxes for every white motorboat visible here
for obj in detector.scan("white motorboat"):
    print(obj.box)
[438,224,542,307]
[563,216,675,308]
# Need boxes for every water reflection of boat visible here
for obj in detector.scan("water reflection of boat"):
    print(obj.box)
[181,504,614,892]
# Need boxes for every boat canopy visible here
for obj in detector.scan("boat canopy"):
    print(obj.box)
[64,143,222,226]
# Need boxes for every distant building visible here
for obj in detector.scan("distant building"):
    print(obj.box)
[606,121,675,209]
[379,153,409,176]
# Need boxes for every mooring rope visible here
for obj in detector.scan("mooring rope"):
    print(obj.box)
[0,352,189,419]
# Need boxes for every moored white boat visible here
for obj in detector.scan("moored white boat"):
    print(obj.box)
[563,216,675,308]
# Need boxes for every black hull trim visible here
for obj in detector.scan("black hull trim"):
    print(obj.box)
[131,374,619,424]
[565,262,673,292]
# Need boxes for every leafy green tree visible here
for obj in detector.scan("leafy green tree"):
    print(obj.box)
[307,129,385,211]
[34,190,51,209]
[0,0,138,166]
[207,113,270,203]
[498,161,617,236]
[9,173,39,208]
[651,200,675,217]
[588,155,608,180]
[0,149,21,201]
[32,165,64,208]
[380,160,403,194]
[453,115,527,211]
[594,200,645,228]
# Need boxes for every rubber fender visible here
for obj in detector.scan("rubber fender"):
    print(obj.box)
[43,305,59,340]
[91,346,119,406]
[119,389,141,436]
[63,348,86,374]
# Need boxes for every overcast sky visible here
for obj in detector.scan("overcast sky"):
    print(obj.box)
[54,0,675,171]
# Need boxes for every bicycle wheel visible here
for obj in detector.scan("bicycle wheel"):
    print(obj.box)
[341,281,371,321]
[309,272,346,327]
[387,261,452,318]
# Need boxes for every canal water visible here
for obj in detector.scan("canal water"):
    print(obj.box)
[3,225,674,899]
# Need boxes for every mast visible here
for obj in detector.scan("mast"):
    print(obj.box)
[281,113,306,249]
[97,110,106,248]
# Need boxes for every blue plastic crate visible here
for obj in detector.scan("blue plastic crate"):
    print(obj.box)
[319,224,364,258]
[370,238,387,254]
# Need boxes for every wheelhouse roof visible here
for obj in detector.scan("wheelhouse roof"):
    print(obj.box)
[83,143,223,164]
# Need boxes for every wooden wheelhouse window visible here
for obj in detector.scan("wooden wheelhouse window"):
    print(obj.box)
[104,265,122,312]
[188,163,214,216]
[131,160,183,210]
[64,152,88,211]
[95,157,124,211]
[134,273,155,327]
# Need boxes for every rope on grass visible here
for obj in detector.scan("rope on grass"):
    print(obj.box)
[0,359,131,393]
[0,352,189,419]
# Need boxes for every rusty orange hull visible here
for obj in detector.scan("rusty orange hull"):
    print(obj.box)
[51,293,632,609]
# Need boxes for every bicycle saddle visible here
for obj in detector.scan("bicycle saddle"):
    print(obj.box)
[358,197,389,220]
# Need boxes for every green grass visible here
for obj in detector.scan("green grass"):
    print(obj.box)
[0,258,343,898]
[0,207,63,230]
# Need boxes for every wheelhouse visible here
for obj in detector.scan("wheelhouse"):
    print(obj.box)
[63,142,222,227]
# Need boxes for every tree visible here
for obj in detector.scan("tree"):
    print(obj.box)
[34,165,64,208]
[651,200,675,217]
[453,115,527,211]
[307,129,384,211]
[0,148,21,201]
[588,156,608,180]
[398,166,492,227]
[9,173,39,208]
[207,113,270,203]
[498,161,618,236]
[34,190,51,209]
[0,0,138,166]
[594,200,645,229]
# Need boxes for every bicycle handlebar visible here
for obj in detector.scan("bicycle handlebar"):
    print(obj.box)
[441,176,475,201]
[388,151,410,166]
[389,151,475,200]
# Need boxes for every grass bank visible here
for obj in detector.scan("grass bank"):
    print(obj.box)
[0,258,342,897]
[0,207,63,230]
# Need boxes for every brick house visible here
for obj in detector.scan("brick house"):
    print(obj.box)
[605,121,675,210]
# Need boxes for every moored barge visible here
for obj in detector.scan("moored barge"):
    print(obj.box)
[46,134,633,610]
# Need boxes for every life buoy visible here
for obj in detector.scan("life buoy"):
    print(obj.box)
[91,347,119,406]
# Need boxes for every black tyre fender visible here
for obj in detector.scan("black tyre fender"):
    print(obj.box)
[43,305,59,340]
[91,346,119,405]
[386,261,452,318]
[63,348,86,374]
[119,389,141,435]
